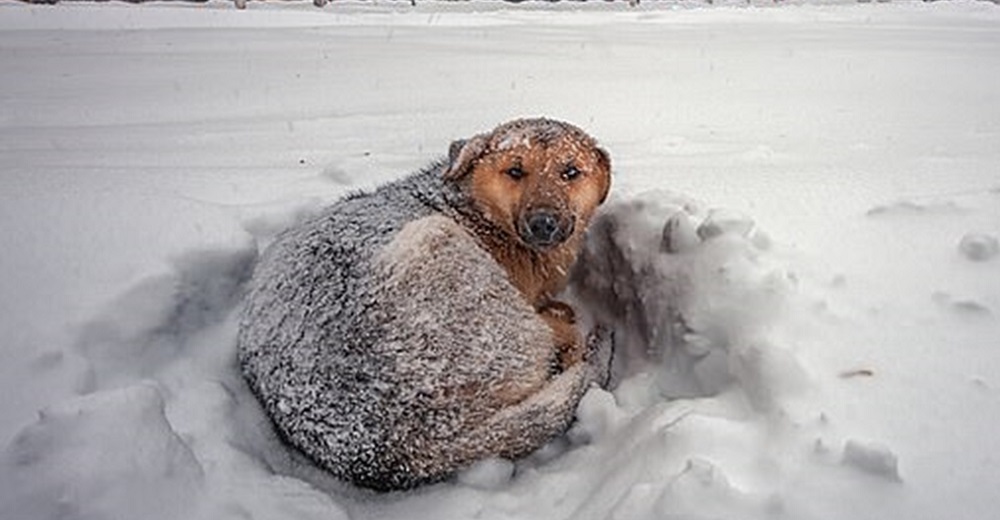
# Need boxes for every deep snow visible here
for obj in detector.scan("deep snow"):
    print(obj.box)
[1,1,999,519]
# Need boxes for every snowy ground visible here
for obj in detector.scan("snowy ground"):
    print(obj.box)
[1,1,999,519]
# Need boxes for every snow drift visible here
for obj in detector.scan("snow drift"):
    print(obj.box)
[1,1,999,520]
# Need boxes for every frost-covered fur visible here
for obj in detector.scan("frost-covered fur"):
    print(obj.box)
[238,120,610,491]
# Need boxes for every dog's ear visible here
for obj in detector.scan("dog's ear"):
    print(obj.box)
[443,135,487,181]
[594,146,612,204]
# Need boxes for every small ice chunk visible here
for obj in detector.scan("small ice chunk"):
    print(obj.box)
[681,458,728,487]
[696,209,755,241]
[958,233,999,262]
[842,439,902,482]
[457,457,514,490]
[570,388,624,444]
[661,212,701,254]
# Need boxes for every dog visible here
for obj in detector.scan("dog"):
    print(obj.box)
[238,118,612,491]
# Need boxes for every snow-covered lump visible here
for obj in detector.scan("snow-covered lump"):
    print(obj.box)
[237,118,614,491]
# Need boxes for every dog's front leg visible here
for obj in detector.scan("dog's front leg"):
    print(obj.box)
[537,300,585,371]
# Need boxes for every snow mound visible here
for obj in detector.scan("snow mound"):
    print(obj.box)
[0,189,901,520]
[74,245,257,392]
[0,384,205,520]
[571,191,805,408]
[842,439,902,482]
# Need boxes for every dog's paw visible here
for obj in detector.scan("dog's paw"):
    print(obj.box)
[538,300,577,324]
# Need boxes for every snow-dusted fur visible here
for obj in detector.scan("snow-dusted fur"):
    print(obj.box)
[238,129,608,491]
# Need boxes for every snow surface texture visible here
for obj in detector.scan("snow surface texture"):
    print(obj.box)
[1,1,999,519]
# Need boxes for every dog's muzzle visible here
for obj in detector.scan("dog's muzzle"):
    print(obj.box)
[519,209,574,249]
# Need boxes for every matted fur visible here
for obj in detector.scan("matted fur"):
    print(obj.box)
[237,118,612,491]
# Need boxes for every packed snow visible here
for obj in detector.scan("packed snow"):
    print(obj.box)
[1,1,999,519]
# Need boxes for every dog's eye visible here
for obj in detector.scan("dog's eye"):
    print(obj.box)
[562,165,582,181]
[505,166,525,180]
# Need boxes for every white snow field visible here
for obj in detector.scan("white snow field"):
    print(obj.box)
[1,1,999,519]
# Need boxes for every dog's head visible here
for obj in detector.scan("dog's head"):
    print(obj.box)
[443,118,611,251]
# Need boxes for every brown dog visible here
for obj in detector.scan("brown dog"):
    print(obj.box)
[238,118,613,491]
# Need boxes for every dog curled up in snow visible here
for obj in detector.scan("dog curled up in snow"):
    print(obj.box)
[238,118,614,491]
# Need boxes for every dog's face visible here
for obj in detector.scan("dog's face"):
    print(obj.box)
[444,118,611,251]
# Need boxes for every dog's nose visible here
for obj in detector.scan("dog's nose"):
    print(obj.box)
[528,212,559,241]
[521,210,572,249]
